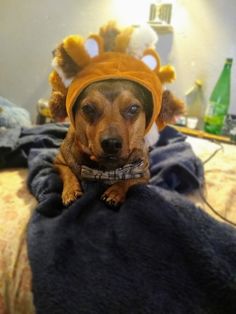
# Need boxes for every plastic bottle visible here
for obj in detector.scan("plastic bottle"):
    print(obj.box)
[204,58,233,134]
[185,79,206,129]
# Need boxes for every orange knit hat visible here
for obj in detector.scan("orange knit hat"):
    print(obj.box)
[66,52,163,133]
[49,22,176,133]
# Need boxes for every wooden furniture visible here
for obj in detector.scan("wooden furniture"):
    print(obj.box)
[172,125,234,144]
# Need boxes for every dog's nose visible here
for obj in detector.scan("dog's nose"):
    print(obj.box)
[101,136,123,154]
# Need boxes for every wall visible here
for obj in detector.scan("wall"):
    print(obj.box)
[0,0,235,120]
[165,0,236,115]
[0,0,113,119]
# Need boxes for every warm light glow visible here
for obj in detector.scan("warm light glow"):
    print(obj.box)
[171,2,190,30]
[112,0,154,25]
[111,0,190,30]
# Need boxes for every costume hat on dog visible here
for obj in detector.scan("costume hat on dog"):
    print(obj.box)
[49,21,176,132]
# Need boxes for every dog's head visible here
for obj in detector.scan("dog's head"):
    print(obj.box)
[72,79,152,169]
[72,79,184,169]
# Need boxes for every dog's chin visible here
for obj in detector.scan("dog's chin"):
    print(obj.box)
[97,155,126,170]
[93,147,145,170]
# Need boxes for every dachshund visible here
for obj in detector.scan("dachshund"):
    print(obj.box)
[53,79,184,207]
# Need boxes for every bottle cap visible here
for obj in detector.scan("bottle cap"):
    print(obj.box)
[226,58,233,64]
[195,79,203,87]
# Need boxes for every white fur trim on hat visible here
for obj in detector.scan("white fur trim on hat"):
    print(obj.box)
[127,24,158,58]
[52,58,74,88]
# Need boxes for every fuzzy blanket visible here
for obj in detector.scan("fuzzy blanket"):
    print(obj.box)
[1,124,236,313]
[0,96,32,128]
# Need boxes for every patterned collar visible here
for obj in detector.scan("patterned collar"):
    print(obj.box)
[80,159,148,184]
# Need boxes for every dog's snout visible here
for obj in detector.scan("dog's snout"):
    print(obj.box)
[101,136,123,154]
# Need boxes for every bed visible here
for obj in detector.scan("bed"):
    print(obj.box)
[0,134,236,314]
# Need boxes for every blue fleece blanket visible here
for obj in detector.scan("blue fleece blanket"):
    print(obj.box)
[1,124,236,314]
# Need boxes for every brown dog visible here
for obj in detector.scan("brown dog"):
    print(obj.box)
[53,79,184,207]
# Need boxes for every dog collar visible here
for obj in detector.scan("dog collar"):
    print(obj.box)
[80,159,148,185]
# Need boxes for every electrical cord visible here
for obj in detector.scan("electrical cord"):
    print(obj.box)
[198,190,236,227]
[202,140,224,165]
[198,140,236,227]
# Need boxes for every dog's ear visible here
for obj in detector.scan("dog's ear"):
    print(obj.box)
[52,35,92,87]
[157,90,186,128]
[48,71,68,121]
[49,35,104,121]
[49,38,87,121]
[48,90,67,121]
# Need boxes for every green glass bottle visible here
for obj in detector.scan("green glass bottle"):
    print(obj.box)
[204,58,233,134]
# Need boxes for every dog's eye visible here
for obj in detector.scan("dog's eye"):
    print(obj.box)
[81,104,99,121]
[82,104,96,114]
[126,104,141,116]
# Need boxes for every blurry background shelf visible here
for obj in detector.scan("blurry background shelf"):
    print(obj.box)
[148,22,173,34]
[148,3,173,34]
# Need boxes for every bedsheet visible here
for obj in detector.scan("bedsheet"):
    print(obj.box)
[0,169,36,314]
[186,137,236,222]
